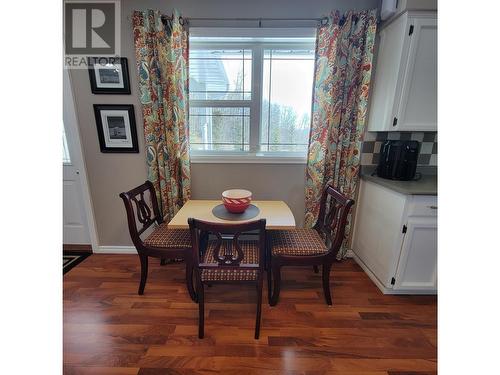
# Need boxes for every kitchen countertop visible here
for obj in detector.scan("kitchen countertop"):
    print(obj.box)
[360,166,437,196]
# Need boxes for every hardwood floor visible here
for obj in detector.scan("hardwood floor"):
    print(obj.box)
[63,255,437,374]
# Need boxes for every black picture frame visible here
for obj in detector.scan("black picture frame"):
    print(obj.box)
[88,57,131,94]
[93,104,139,153]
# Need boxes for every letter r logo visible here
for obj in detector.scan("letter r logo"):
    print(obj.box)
[65,1,118,55]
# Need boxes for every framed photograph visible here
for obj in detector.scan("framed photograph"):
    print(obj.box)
[93,104,139,153]
[88,57,131,94]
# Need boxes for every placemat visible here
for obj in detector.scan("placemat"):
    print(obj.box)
[212,204,260,221]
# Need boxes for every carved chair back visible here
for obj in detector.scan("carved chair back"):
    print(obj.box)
[119,181,163,250]
[188,218,267,275]
[313,185,355,256]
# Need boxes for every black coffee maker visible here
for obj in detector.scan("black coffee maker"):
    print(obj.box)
[377,140,420,181]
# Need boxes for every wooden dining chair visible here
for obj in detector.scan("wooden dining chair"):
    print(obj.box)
[188,218,267,339]
[119,181,195,301]
[268,185,354,306]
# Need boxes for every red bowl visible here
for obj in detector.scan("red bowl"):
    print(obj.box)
[222,189,252,213]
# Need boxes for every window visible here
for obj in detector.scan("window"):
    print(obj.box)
[189,31,316,161]
[189,48,252,152]
[261,49,315,153]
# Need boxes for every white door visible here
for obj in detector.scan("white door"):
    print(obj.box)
[63,131,90,244]
[395,16,438,131]
[393,216,437,292]
[63,70,93,246]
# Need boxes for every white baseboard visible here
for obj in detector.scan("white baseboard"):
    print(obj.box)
[95,246,137,254]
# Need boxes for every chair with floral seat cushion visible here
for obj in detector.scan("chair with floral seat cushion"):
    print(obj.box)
[268,185,354,306]
[119,181,195,300]
[188,218,266,339]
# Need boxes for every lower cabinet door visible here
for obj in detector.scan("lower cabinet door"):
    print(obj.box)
[393,216,437,292]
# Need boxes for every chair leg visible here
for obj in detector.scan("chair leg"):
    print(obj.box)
[322,262,333,306]
[185,262,197,302]
[267,266,272,305]
[313,265,319,273]
[160,258,167,266]
[266,244,272,303]
[255,276,263,339]
[270,264,281,306]
[198,281,205,339]
[138,255,148,295]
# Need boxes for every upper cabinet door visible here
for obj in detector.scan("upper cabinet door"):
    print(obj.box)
[394,16,437,131]
[366,14,408,132]
[367,12,437,132]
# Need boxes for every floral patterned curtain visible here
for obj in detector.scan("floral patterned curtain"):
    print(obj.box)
[132,9,191,221]
[305,9,377,259]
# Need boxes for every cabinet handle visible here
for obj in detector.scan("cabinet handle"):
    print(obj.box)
[428,205,437,210]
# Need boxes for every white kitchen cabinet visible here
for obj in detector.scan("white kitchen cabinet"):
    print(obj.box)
[351,179,437,294]
[393,216,437,291]
[367,11,437,132]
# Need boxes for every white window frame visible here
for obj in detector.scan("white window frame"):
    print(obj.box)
[189,35,315,164]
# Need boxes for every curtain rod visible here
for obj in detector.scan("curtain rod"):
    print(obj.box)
[159,15,329,26]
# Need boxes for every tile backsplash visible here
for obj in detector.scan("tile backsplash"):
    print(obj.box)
[360,131,437,166]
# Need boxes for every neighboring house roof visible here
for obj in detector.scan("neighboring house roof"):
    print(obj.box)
[190,58,228,99]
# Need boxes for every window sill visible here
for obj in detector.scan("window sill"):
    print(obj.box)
[190,152,307,164]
